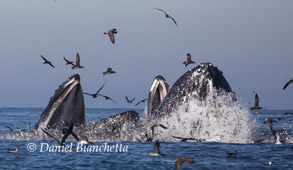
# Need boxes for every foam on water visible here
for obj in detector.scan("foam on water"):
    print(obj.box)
[149,91,257,143]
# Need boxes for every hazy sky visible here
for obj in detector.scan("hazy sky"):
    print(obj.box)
[0,0,292,109]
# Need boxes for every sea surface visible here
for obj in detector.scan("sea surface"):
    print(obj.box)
[0,108,292,170]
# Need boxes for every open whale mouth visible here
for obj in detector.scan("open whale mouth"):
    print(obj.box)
[35,74,85,131]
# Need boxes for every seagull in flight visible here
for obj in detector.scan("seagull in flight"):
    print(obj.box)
[72,52,84,69]
[183,53,195,67]
[135,98,147,106]
[104,28,118,44]
[102,67,116,75]
[153,7,178,27]
[63,56,74,66]
[41,124,73,147]
[83,81,106,98]
[41,55,55,68]
[125,96,135,104]
[250,93,263,110]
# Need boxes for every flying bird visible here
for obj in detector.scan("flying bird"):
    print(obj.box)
[150,123,167,137]
[135,98,147,106]
[104,28,118,44]
[183,53,195,67]
[174,156,195,170]
[41,55,55,68]
[102,67,116,75]
[226,150,237,157]
[283,79,293,90]
[250,93,263,110]
[263,118,277,131]
[83,81,106,98]
[98,94,117,104]
[125,96,135,103]
[3,125,13,131]
[153,7,178,27]
[41,123,73,147]
[63,56,74,66]
[148,140,166,156]
[171,135,198,142]
[72,52,84,69]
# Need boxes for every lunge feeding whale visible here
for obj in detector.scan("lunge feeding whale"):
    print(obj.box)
[35,74,85,131]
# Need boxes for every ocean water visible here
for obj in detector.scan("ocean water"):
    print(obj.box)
[0,108,292,170]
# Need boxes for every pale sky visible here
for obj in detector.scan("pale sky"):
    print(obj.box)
[0,0,292,109]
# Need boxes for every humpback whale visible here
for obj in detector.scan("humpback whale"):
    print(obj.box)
[35,74,85,131]
[147,75,171,117]
[153,62,233,118]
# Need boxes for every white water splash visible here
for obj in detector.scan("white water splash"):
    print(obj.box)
[151,91,257,143]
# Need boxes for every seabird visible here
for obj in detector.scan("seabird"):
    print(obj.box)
[250,93,263,110]
[283,79,293,90]
[8,147,18,153]
[153,7,178,27]
[97,94,117,104]
[183,53,195,67]
[134,98,147,106]
[171,135,198,142]
[125,96,135,104]
[262,161,272,166]
[71,131,93,147]
[104,28,118,44]
[63,56,74,66]
[102,67,116,75]
[72,52,84,69]
[263,118,277,131]
[226,150,237,157]
[3,125,13,131]
[150,123,167,137]
[174,156,195,170]
[148,140,166,156]
[41,123,73,147]
[83,81,106,98]
[41,55,55,68]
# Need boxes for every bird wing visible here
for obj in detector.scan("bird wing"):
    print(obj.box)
[70,131,80,141]
[41,128,61,146]
[130,98,135,102]
[153,7,167,14]
[96,81,106,94]
[108,31,115,44]
[75,52,80,66]
[41,55,48,62]
[3,126,13,131]
[153,140,160,154]
[83,92,93,96]
[169,16,178,27]
[134,101,141,106]
[254,94,259,107]
[98,94,117,104]
[283,79,293,90]
[60,123,74,146]
[63,56,70,63]
[125,96,130,102]
[48,62,55,68]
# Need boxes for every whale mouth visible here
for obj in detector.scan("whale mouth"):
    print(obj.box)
[35,74,85,131]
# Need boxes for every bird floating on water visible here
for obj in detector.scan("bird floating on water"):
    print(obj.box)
[153,7,178,27]
[104,28,118,44]
[41,55,55,68]
[8,147,18,153]
[148,140,166,156]
[226,150,237,157]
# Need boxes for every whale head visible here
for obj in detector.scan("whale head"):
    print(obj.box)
[35,74,85,131]
[153,62,233,118]
[147,75,171,117]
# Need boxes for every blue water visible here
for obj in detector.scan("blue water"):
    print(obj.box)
[0,108,292,169]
